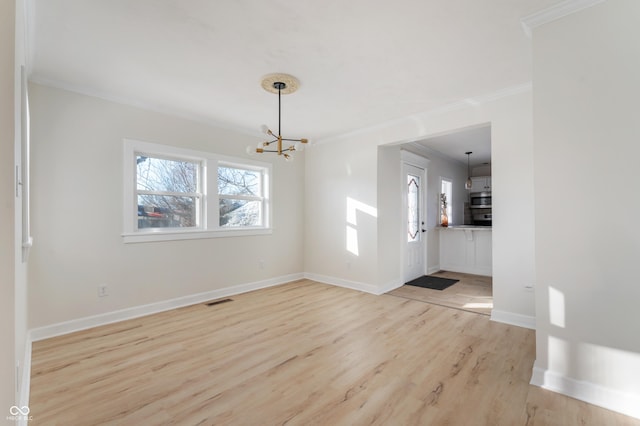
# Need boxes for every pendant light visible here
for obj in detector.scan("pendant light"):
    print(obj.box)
[465,151,473,190]
[247,73,308,161]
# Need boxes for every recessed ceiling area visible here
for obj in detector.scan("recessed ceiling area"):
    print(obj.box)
[413,125,491,167]
[27,0,564,141]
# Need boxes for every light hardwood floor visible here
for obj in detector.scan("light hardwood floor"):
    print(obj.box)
[30,280,639,425]
[388,271,493,315]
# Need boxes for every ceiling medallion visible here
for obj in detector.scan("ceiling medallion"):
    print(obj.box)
[260,73,300,95]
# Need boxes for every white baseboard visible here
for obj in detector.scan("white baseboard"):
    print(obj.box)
[490,309,536,330]
[29,273,303,342]
[531,361,640,420]
[304,272,383,295]
[427,265,441,275]
[439,264,492,277]
[378,279,403,294]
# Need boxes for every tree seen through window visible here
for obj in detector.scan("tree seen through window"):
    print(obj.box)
[136,155,200,229]
[218,166,263,227]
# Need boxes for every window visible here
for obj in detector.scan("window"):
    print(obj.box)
[441,178,453,225]
[123,139,271,243]
[407,174,420,242]
[218,165,266,228]
[136,155,202,230]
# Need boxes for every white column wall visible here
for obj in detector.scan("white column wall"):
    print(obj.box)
[14,0,29,407]
[531,0,640,418]
[376,145,402,290]
[1,0,17,413]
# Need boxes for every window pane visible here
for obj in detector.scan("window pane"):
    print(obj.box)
[407,175,420,242]
[137,155,198,193]
[441,179,453,225]
[137,194,197,228]
[219,199,262,227]
[218,167,261,196]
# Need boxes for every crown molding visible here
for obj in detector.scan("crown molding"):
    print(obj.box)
[521,0,607,38]
[316,82,531,146]
[28,75,264,139]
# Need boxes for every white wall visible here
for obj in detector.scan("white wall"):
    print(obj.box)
[306,90,536,323]
[1,0,17,413]
[304,137,380,292]
[490,95,536,324]
[376,145,402,289]
[28,84,305,328]
[531,0,640,418]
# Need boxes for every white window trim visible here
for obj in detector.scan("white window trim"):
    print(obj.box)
[122,139,272,243]
[441,176,453,226]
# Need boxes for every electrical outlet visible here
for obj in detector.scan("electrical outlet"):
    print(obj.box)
[259,260,265,269]
[346,261,351,270]
[98,285,108,297]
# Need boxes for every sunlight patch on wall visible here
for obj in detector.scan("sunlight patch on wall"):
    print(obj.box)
[346,197,378,256]
[346,197,377,224]
[346,225,359,256]
[549,286,565,328]
[548,335,571,376]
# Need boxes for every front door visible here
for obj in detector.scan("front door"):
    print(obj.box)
[403,163,426,283]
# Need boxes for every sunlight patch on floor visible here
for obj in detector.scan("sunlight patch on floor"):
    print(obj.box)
[463,302,493,309]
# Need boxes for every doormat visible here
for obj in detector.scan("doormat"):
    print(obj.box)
[405,275,459,291]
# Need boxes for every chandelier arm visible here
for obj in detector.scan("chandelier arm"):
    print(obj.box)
[280,138,305,142]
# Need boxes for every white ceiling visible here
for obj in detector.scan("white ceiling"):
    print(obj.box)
[27,0,562,144]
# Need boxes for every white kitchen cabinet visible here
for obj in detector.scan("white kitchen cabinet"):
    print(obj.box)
[470,176,491,192]
[439,227,492,276]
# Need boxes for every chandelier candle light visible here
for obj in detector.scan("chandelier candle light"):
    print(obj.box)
[247,73,308,161]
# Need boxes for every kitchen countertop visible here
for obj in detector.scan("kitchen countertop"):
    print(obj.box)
[439,225,492,231]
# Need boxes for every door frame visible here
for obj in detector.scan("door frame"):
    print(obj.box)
[401,150,430,283]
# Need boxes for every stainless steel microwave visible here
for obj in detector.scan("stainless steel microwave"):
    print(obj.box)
[470,191,491,209]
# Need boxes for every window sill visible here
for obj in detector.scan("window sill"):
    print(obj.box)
[122,227,273,244]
